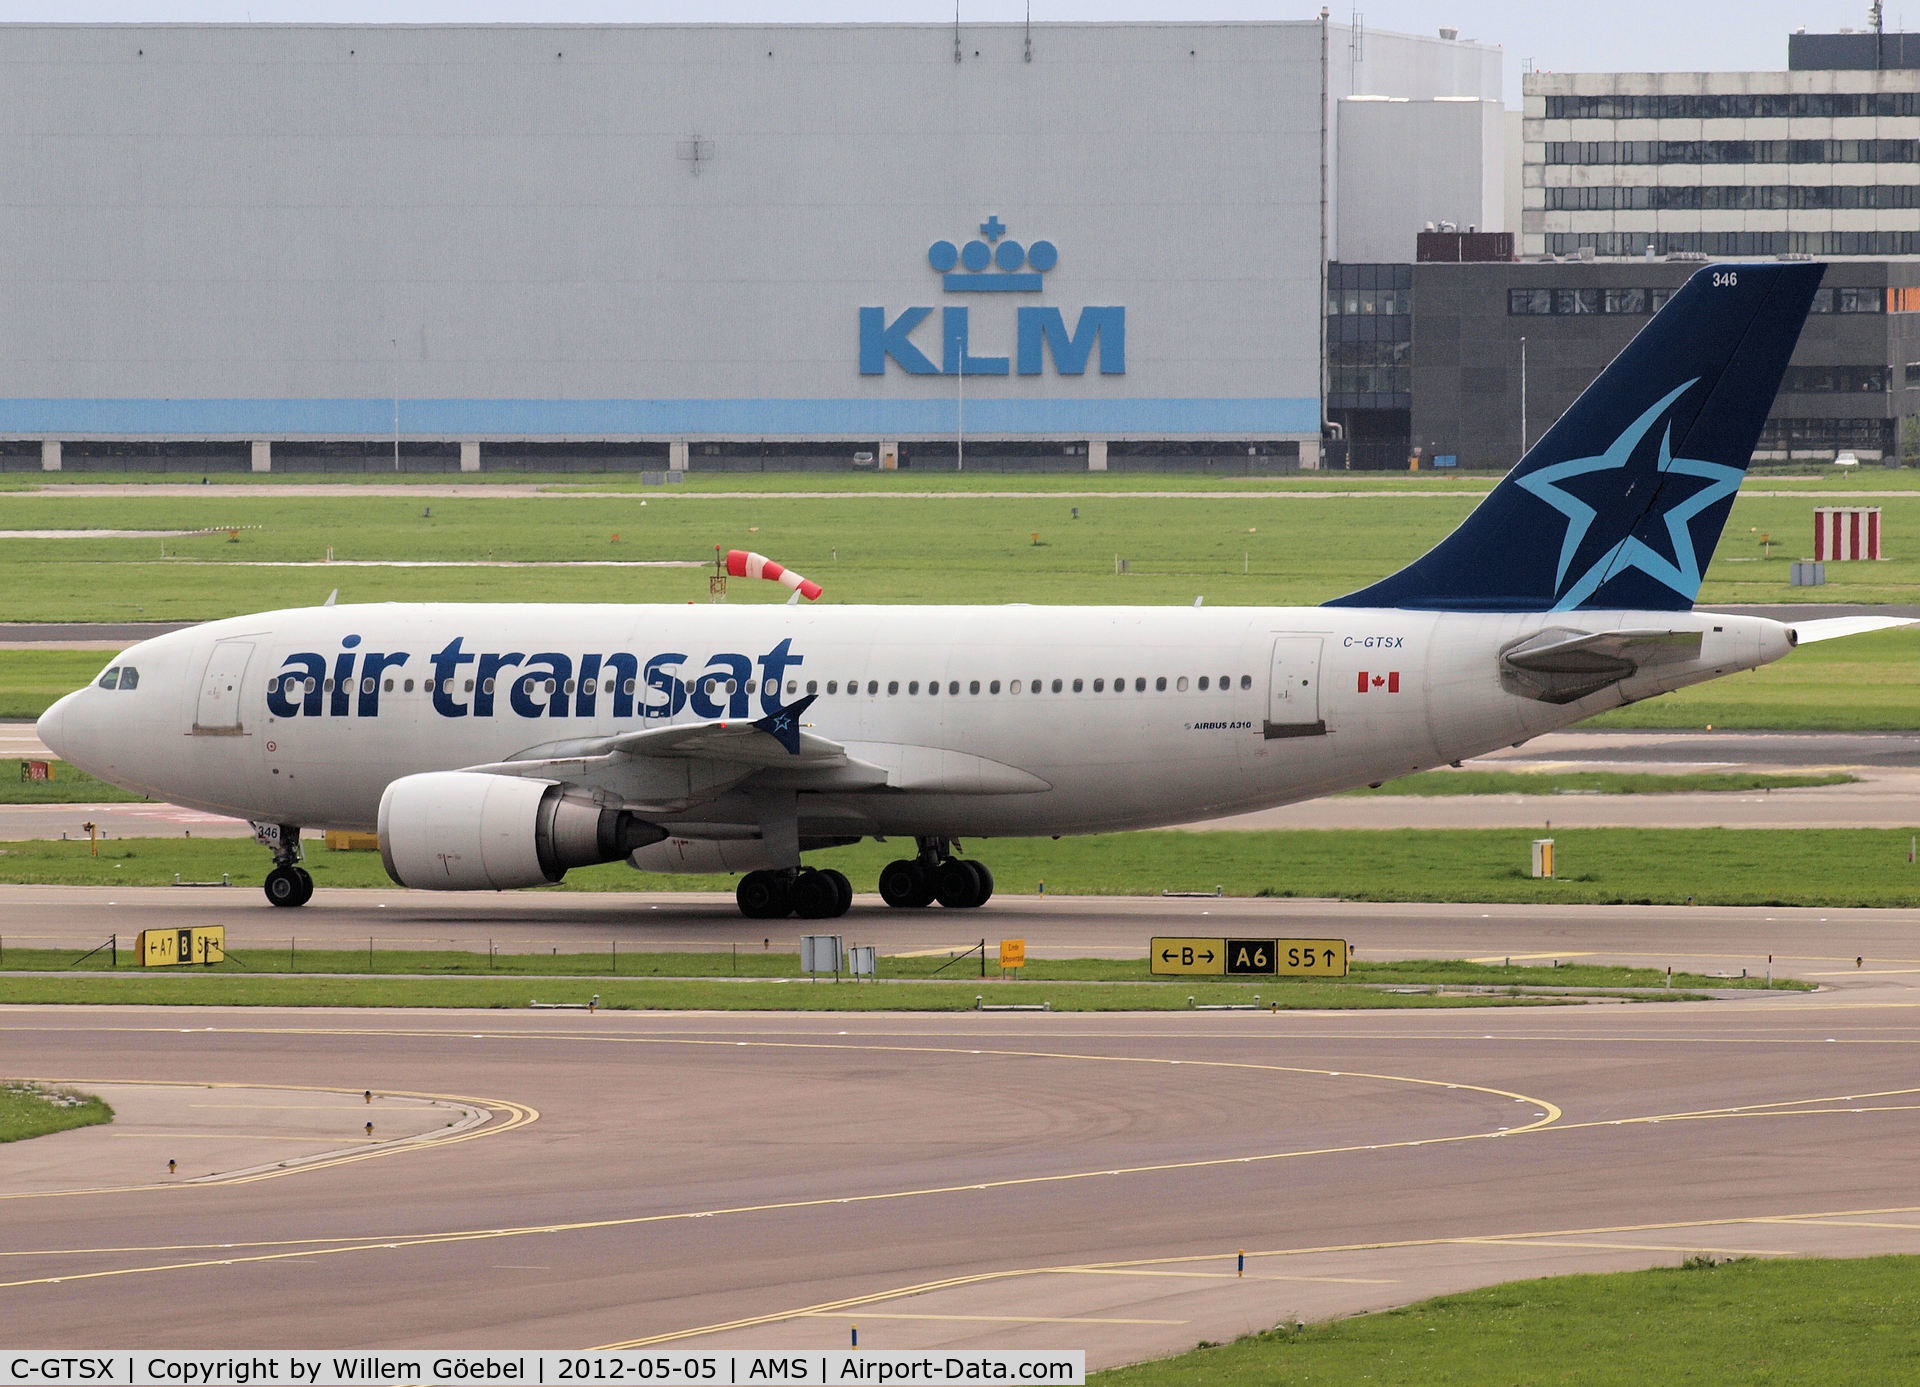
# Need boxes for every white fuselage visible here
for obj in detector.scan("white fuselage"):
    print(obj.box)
[39,602,1794,849]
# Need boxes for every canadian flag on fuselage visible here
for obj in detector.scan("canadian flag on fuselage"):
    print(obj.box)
[1357,671,1400,693]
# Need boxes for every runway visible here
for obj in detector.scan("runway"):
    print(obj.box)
[10,987,1920,1363]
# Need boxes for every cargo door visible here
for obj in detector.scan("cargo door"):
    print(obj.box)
[1265,636,1325,738]
[194,640,254,734]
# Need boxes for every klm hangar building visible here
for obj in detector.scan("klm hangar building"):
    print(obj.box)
[0,20,1503,474]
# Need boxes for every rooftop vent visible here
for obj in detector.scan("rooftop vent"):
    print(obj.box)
[1438,26,1459,39]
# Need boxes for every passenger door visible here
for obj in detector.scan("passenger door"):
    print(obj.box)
[1265,636,1325,738]
[194,640,254,734]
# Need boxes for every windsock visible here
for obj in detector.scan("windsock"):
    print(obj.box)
[726,549,822,601]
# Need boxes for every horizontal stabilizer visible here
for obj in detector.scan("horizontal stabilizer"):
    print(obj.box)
[1500,627,1702,704]
[1787,615,1920,644]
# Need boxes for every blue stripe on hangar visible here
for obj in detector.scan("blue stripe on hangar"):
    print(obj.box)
[0,398,1321,437]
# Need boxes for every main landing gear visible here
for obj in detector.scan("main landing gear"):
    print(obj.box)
[878,838,993,911]
[736,867,854,920]
[252,821,314,908]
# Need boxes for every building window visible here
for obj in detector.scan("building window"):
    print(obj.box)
[1780,365,1888,394]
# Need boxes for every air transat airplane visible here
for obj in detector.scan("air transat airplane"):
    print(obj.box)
[36,261,1912,919]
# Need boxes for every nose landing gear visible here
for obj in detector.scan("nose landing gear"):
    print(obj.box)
[879,838,992,910]
[252,821,313,908]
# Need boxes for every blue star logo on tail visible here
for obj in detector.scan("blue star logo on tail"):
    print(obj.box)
[1514,378,1745,611]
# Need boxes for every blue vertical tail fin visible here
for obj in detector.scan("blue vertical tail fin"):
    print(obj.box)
[1328,261,1826,612]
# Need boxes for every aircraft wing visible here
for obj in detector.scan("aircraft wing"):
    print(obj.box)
[456,695,890,811]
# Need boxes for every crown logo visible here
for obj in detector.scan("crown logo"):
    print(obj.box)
[928,214,1058,293]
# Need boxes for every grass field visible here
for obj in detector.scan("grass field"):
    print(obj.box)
[0,759,147,802]
[1095,1255,1920,1387]
[10,826,1918,906]
[0,1080,112,1143]
[2,486,1919,616]
[0,482,1913,730]
[1349,769,1855,796]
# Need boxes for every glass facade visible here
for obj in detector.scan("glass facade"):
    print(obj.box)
[1756,417,1896,451]
[1545,185,1920,211]
[1544,139,1919,165]
[1327,263,1412,410]
[1508,286,1674,316]
[1542,231,1920,259]
[1545,92,1920,118]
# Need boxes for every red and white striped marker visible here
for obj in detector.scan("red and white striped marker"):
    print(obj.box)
[726,549,823,601]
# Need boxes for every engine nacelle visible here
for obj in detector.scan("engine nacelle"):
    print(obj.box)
[378,771,666,890]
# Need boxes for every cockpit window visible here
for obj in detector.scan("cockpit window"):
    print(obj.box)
[96,667,120,690]
[118,667,139,690]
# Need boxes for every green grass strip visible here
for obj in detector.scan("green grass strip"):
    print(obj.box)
[0,759,149,803]
[0,973,1688,1011]
[1094,1255,1920,1386]
[0,1080,113,1143]
[1346,769,1855,796]
[0,946,1794,993]
[4,827,1917,907]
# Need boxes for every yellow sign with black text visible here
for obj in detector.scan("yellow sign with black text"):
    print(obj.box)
[1151,937,1348,977]
[1150,936,1227,975]
[999,938,1026,970]
[138,926,225,967]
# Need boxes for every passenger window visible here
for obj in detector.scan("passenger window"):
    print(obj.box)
[96,667,120,690]
[404,679,415,692]
[1177,676,1189,691]
[1051,678,1063,693]
[564,679,575,695]
[888,681,899,695]
[1093,678,1105,692]
[827,681,838,694]
[1219,675,1230,690]
[1072,678,1084,693]
[119,667,139,690]
[1113,677,1124,692]
[1031,680,1042,693]
[383,678,394,693]
[1198,676,1209,690]
[605,679,616,694]
[306,678,318,694]
[868,680,879,694]
[1155,676,1167,691]
[787,679,798,693]
[1240,674,1253,690]
[324,678,336,693]
[482,678,495,695]
[987,680,998,694]
[746,679,757,693]
[465,679,476,692]
[948,681,959,695]
[622,679,636,695]
[361,677,374,694]
[806,680,817,694]
[909,681,920,694]
[425,679,436,693]
[929,681,939,696]
[1135,677,1147,692]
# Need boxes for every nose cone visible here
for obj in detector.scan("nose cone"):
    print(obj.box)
[36,691,75,761]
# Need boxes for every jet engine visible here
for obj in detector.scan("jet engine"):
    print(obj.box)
[378,770,666,890]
